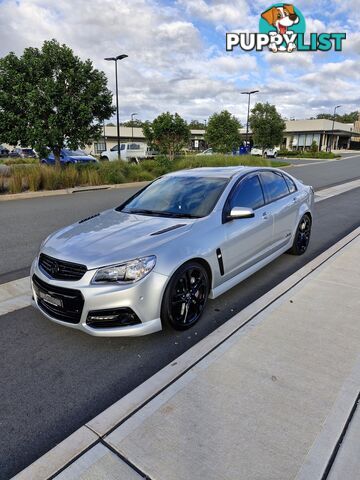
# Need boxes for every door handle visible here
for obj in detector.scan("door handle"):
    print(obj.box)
[262,212,269,220]
[292,196,299,203]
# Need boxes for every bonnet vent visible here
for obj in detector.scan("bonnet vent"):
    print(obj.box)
[79,213,100,224]
[150,224,186,236]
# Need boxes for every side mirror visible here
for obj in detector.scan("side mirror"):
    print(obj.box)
[227,206,255,220]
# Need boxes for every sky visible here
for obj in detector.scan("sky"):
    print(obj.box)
[0,0,359,125]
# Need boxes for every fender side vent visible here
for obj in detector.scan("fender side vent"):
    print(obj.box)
[216,248,224,276]
[79,213,100,224]
[151,224,186,236]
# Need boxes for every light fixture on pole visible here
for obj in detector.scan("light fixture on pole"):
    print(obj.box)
[104,54,128,161]
[330,105,341,153]
[241,90,259,150]
[131,112,138,144]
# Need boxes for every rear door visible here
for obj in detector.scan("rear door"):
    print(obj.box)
[259,171,299,249]
[221,173,274,280]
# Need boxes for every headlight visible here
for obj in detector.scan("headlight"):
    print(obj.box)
[92,256,156,284]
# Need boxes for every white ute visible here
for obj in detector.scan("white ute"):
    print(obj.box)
[251,146,278,158]
[100,142,155,163]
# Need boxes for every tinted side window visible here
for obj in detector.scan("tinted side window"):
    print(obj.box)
[283,174,297,193]
[231,175,265,210]
[260,171,290,202]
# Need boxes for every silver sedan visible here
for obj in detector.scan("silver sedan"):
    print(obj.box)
[31,166,314,336]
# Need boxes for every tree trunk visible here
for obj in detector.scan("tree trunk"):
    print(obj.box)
[53,146,61,167]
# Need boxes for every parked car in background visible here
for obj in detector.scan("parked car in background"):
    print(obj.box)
[196,148,213,156]
[31,166,313,337]
[41,149,98,166]
[0,145,9,157]
[251,146,278,158]
[9,147,37,159]
[100,142,155,163]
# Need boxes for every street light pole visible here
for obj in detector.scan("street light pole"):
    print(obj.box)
[105,54,128,161]
[330,105,341,153]
[131,112,138,144]
[241,90,259,151]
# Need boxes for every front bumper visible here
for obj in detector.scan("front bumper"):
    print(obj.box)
[31,258,168,337]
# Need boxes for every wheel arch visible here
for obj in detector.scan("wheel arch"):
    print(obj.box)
[162,256,213,298]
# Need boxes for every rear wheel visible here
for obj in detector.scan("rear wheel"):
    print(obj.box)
[161,262,209,330]
[288,214,312,255]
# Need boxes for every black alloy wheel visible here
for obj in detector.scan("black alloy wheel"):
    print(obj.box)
[289,214,312,255]
[162,262,209,330]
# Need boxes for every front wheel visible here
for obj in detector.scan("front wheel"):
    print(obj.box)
[161,262,209,330]
[288,214,312,255]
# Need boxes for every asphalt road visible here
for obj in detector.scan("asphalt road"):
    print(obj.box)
[0,154,359,479]
[0,153,359,284]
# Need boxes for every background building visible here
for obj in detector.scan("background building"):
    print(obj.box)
[87,118,360,155]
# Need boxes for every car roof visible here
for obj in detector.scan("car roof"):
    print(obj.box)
[165,166,256,179]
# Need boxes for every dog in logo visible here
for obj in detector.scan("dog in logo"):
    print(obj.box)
[261,4,299,52]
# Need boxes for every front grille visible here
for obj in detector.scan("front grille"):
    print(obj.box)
[39,253,87,281]
[32,275,84,324]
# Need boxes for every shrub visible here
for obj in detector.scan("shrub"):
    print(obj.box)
[8,170,24,193]
[40,166,62,190]
[133,171,155,182]
[99,162,126,184]
[310,140,318,153]
[0,175,7,193]
[60,166,79,188]
[155,155,173,174]
[25,166,42,191]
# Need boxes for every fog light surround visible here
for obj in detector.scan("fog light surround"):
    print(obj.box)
[86,308,141,328]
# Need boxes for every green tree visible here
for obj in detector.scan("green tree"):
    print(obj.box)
[143,112,190,161]
[249,102,285,150]
[205,110,241,153]
[121,119,145,128]
[0,39,114,165]
[316,111,358,124]
[188,120,206,129]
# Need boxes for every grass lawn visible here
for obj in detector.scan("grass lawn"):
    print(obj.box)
[0,154,289,195]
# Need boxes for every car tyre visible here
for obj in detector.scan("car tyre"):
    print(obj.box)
[288,214,312,255]
[161,261,209,331]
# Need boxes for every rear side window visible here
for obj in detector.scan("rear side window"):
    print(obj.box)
[283,174,297,193]
[128,143,141,150]
[231,175,265,210]
[260,171,290,202]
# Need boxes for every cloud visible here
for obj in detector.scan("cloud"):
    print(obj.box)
[0,0,358,125]
[176,0,249,27]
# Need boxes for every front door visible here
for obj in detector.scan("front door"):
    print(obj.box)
[221,173,274,281]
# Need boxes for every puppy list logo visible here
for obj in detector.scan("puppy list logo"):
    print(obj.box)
[226,3,346,53]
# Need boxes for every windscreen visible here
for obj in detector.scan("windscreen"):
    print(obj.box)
[121,175,229,218]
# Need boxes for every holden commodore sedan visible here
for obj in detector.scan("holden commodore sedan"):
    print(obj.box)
[31,167,314,337]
